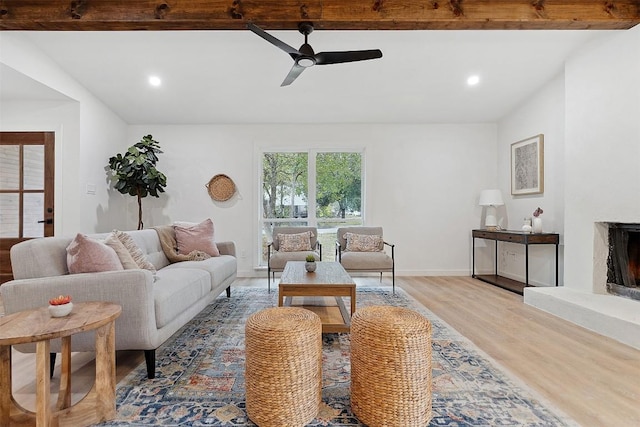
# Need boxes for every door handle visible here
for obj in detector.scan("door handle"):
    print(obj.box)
[38,219,53,224]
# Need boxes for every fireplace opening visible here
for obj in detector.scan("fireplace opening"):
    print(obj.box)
[607,223,640,301]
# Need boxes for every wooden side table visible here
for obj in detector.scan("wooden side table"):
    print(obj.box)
[0,301,122,427]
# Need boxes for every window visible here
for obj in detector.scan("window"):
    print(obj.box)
[260,150,363,265]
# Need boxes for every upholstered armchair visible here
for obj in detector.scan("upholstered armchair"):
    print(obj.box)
[267,226,322,292]
[336,226,395,292]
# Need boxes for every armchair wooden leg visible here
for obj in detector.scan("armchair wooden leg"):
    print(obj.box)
[268,267,271,293]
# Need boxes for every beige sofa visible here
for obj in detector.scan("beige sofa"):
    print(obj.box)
[0,228,237,378]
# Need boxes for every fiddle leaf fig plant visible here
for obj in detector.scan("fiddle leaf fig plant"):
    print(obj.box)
[108,135,167,230]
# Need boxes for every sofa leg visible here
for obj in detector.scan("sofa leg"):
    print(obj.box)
[144,349,156,379]
[267,267,271,293]
[50,353,56,378]
[226,286,231,298]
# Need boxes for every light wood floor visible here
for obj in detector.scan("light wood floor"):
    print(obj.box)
[5,276,640,426]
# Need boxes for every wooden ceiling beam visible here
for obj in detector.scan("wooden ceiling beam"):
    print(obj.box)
[0,0,638,31]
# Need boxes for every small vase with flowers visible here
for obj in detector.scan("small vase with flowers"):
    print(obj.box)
[532,207,544,233]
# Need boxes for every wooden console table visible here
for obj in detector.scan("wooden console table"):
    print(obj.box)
[472,229,559,294]
[0,301,121,426]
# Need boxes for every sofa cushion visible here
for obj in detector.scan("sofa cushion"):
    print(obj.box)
[112,230,157,273]
[66,233,124,274]
[277,231,313,252]
[268,251,319,270]
[174,219,220,257]
[164,255,237,290]
[340,251,393,270]
[153,267,211,328]
[125,229,171,270]
[344,232,383,252]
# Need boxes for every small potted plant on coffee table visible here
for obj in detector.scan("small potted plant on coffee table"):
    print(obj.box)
[305,255,317,272]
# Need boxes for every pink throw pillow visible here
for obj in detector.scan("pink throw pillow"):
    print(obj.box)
[66,233,124,274]
[174,219,220,257]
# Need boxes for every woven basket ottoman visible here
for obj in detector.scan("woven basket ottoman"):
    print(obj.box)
[351,305,432,427]
[245,307,322,427]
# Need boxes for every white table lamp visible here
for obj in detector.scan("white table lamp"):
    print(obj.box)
[479,189,504,230]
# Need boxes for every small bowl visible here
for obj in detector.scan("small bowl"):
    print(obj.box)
[48,302,73,317]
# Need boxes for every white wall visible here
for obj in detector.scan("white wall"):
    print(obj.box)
[2,32,499,279]
[0,33,128,234]
[127,124,497,277]
[494,74,566,286]
[521,26,640,349]
[563,26,640,293]
[495,25,640,291]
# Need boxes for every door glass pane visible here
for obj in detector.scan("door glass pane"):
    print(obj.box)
[23,193,44,238]
[0,193,19,237]
[23,145,45,190]
[0,145,20,190]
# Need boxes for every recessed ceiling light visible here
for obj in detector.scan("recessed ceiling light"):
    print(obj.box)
[467,75,480,86]
[148,75,162,87]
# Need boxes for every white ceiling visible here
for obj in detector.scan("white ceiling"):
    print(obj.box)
[2,29,615,124]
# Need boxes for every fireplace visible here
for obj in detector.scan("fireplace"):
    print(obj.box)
[607,223,640,301]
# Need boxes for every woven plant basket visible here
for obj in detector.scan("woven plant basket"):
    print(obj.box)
[351,305,433,427]
[245,307,322,427]
[206,174,236,201]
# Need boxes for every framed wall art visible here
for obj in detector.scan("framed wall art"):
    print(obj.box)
[511,134,544,195]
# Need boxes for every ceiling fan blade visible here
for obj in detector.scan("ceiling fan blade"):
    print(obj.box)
[247,23,300,58]
[281,63,306,87]
[315,50,383,65]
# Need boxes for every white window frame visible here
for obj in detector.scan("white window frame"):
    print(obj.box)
[258,148,365,267]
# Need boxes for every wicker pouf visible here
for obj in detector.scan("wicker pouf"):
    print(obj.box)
[245,307,323,427]
[350,305,432,427]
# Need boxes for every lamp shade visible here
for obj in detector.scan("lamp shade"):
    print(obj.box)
[479,189,504,206]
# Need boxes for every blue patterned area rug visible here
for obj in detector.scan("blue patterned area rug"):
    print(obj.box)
[97,287,575,426]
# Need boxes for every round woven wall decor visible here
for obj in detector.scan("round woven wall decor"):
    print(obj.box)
[206,174,236,201]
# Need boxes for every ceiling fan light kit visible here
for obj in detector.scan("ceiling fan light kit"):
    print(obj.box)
[247,22,383,86]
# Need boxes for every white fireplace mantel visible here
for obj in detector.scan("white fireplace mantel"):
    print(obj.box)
[525,222,640,350]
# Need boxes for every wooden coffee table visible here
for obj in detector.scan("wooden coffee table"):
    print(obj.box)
[0,301,121,427]
[278,261,356,333]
